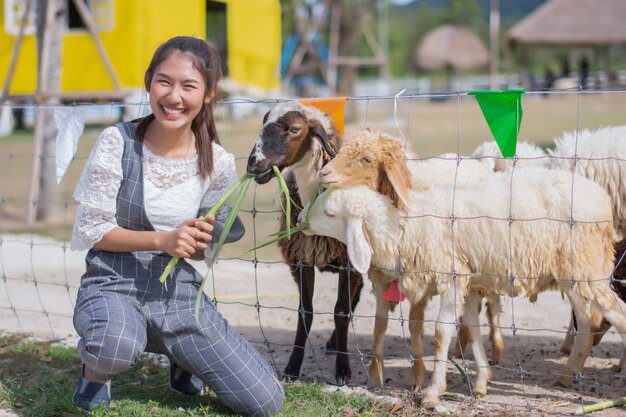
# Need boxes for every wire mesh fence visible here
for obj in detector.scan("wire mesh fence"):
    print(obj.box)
[2,89,626,415]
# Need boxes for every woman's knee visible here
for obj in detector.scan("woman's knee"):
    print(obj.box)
[235,376,285,417]
[77,320,146,377]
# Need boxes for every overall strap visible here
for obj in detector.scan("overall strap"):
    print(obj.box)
[113,121,154,232]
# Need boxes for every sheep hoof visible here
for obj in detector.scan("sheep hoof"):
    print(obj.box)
[421,394,440,410]
[335,372,351,387]
[555,375,573,387]
[368,361,384,387]
[282,369,300,382]
[559,345,572,355]
[559,337,573,355]
[472,382,488,398]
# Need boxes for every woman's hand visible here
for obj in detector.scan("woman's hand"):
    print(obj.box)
[161,215,215,258]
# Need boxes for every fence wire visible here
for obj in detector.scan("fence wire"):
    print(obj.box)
[2,89,626,415]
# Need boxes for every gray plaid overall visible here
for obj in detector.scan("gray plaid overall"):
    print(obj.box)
[73,122,284,416]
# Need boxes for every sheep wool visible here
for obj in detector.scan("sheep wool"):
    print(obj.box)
[305,166,621,409]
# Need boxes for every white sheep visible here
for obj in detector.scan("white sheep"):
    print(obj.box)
[474,125,626,354]
[473,126,626,241]
[548,125,626,241]
[470,140,550,172]
[302,140,625,409]
[314,128,502,388]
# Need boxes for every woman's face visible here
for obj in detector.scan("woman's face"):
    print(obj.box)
[148,50,210,131]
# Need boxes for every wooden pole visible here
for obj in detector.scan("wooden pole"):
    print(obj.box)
[1,0,34,98]
[489,0,500,90]
[70,0,122,91]
[27,0,64,225]
[327,1,341,96]
[27,0,52,226]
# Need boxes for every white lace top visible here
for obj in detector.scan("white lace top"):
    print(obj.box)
[71,125,238,256]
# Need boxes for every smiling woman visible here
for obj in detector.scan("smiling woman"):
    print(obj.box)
[68,36,284,416]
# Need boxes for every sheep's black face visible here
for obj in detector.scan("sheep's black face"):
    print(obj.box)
[247,110,309,184]
[246,121,291,184]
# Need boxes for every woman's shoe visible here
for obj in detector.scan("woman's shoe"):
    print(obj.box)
[72,364,111,412]
[169,362,204,395]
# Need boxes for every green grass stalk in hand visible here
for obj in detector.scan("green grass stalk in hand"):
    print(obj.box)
[159,173,255,288]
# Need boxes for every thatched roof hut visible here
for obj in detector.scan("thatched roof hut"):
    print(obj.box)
[507,0,626,48]
[506,0,626,89]
[414,24,489,71]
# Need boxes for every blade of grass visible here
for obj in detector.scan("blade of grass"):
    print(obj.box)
[195,175,253,333]
[159,173,255,288]
[246,182,326,253]
[246,226,301,253]
[447,354,473,397]
[575,397,626,415]
[273,166,292,239]
[303,184,323,225]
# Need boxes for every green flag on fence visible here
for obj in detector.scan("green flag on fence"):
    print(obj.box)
[468,89,525,158]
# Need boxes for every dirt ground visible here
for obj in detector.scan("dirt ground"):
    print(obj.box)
[2,234,626,416]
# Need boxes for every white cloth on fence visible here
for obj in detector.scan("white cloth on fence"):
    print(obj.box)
[55,106,88,183]
[0,105,12,137]
[71,125,237,253]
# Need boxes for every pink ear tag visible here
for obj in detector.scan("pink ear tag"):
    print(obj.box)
[384,279,405,302]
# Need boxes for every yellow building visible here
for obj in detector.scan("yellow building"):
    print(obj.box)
[0,0,281,96]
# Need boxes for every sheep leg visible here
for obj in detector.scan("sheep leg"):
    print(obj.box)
[332,269,356,386]
[590,293,626,373]
[284,265,316,381]
[409,297,428,389]
[452,295,482,361]
[452,318,470,360]
[592,319,611,346]
[556,293,594,387]
[485,293,504,365]
[562,308,610,355]
[616,348,626,373]
[452,293,503,365]
[326,272,364,352]
[464,291,491,397]
[559,312,576,355]
[422,290,461,409]
[368,280,390,387]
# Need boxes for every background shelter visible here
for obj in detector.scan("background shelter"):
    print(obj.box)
[0,0,281,97]
[413,24,489,92]
[506,0,626,89]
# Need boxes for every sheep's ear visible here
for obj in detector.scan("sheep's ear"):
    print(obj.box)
[346,217,371,274]
[379,141,415,211]
[310,122,336,158]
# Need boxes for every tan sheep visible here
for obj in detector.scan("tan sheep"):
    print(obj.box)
[315,128,504,388]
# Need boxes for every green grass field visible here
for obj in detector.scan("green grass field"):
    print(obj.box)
[0,335,418,417]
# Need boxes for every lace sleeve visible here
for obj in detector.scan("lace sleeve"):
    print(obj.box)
[199,144,238,223]
[200,144,238,262]
[71,126,124,251]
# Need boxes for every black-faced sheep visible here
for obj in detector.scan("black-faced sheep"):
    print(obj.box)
[301,133,625,409]
[246,101,362,386]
